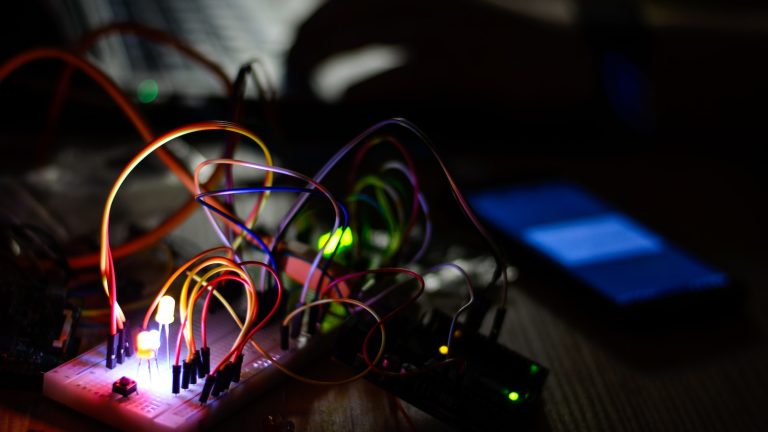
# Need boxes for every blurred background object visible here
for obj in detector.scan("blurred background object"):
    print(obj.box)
[0,0,764,164]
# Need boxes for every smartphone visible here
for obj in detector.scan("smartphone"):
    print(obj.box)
[468,181,735,314]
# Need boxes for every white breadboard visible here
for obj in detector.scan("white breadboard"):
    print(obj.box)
[43,315,323,431]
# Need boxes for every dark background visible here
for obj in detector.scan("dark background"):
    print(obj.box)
[0,1,767,431]
[2,0,768,162]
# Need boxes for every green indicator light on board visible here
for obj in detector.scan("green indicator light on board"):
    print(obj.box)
[137,79,159,103]
[508,391,520,401]
[530,364,540,374]
[317,227,354,257]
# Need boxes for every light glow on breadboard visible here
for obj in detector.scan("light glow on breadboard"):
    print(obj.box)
[43,316,304,432]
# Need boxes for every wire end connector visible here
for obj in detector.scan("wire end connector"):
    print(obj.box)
[171,364,181,394]
[199,375,216,405]
[106,333,119,369]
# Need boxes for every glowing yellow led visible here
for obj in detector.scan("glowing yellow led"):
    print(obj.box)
[155,295,175,325]
[136,330,161,359]
[438,345,449,355]
[317,227,354,257]
[508,391,520,401]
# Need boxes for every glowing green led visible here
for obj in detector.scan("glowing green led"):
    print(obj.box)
[317,227,354,257]
[320,314,343,333]
[319,300,348,333]
[137,79,159,103]
[508,391,520,401]
[530,364,540,374]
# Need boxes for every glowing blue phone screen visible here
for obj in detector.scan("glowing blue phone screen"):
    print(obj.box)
[469,182,729,305]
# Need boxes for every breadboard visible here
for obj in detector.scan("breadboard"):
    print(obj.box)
[43,315,321,432]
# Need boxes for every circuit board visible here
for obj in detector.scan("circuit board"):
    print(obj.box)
[43,314,322,432]
[334,309,549,431]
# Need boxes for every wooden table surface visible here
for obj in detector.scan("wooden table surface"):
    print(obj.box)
[1,156,766,431]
